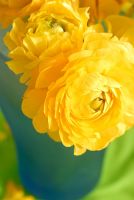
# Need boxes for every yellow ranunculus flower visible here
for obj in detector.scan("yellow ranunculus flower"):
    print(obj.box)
[4,0,89,85]
[22,32,134,155]
[0,0,43,27]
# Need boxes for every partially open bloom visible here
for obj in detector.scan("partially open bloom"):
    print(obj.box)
[22,32,134,155]
[101,15,134,46]
[79,0,127,23]
[4,0,89,86]
[0,0,43,27]
[89,14,134,46]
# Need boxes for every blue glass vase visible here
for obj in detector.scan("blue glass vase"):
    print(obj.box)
[0,33,105,199]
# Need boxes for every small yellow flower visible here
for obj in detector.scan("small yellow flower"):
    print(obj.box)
[4,0,89,86]
[22,32,134,155]
[0,131,6,141]
[4,182,35,200]
[0,0,43,28]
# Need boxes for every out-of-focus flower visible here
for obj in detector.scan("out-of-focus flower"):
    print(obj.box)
[102,15,134,46]
[0,0,43,28]
[79,0,127,23]
[22,32,134,155]
[120,0,134,17]
[0,131,6,141]
[89,14,134,46]
[4,0,89,86]
[3,182,35,200]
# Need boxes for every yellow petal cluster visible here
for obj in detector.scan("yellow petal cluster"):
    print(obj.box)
[4,0,89,85]
[0,0,43,27]
[22,32,134,155]
[3,0,134,155]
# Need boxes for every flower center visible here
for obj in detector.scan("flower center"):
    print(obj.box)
[46,18,59,28]
[45,17,65,32]
[90,93,105,112]
[29,16,65,34]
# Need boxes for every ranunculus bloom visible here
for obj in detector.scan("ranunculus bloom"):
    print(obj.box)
[22,32,134,155]
[4,0,89,85]
[0,0,43,27]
